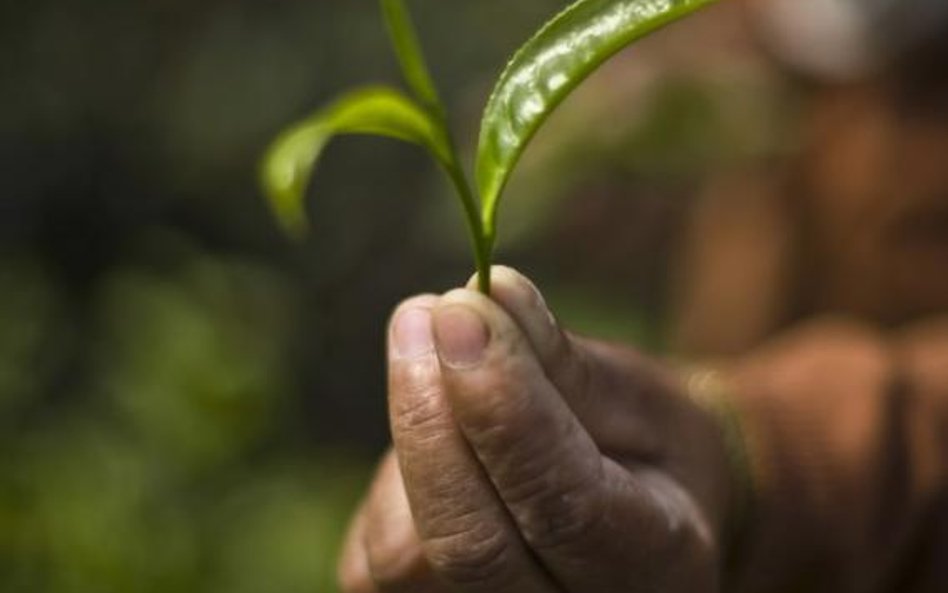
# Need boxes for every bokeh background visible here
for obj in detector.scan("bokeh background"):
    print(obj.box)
[4,0,945,590]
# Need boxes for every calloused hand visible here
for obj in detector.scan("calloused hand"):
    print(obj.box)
[338,266,734,593]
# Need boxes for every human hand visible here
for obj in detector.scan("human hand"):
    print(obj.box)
[338,266,735,593]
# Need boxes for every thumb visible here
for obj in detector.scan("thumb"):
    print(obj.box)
[469,266,675,456]
[469,267,668,419]
[467,266,592,408]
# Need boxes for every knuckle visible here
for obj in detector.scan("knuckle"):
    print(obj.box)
[654,485,717,566]
[477,391,533,443]
[507,445,605,550]
[361,478,430,588]
[337,557,375,593]
[365,532,428,588]
[453,370,538,448]
[517,476,604,550]
[562,333,594,403]
[561,333,601,402]
[631,470,719,576]
[425,524,511,585]
[392,380,447,436]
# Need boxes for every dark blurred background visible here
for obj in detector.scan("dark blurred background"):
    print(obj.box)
[4,0,946,590]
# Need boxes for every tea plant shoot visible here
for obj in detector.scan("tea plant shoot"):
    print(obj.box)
[261,0,718,293]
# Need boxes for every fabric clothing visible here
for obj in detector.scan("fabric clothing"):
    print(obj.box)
[725,317,948,592]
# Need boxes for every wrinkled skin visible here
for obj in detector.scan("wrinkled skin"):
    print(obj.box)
[338,266,733,593]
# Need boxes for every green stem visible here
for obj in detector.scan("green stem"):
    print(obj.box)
[444,161,492,294]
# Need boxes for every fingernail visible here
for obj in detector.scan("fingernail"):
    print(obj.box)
[495,267,556,330]
[392,307,434,359]
[433,305,490,368]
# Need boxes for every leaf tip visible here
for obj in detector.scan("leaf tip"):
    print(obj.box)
[259,148,311,242]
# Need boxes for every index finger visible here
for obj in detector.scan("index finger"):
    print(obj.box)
[386,297,555,593]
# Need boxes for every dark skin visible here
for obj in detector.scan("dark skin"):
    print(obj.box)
[338,266,735,593]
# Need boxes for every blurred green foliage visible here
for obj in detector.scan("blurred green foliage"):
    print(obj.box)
[0,252,369,591]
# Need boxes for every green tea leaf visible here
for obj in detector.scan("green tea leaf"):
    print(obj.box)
[380,0,442,113]
[476,0,718,243]
[260,86,452,235]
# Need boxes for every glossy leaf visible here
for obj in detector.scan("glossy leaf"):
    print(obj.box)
[380,0,443,113]
[476,0,718,242]
[260,86,451,235]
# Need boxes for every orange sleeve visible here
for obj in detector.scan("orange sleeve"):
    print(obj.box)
[724,318,948,593]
